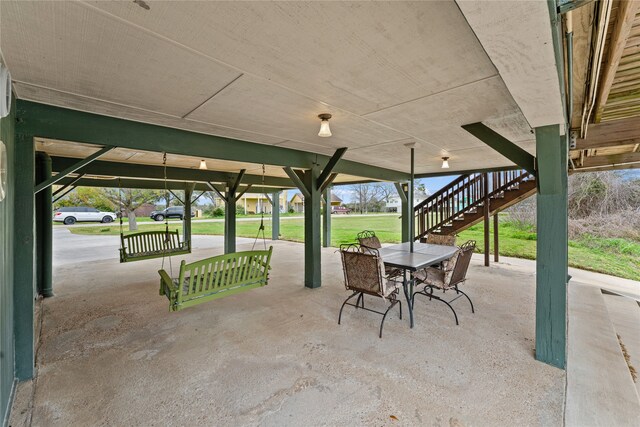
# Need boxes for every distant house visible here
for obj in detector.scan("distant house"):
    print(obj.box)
[290,192,343,213]
[208,191,289,214]
[385,189,430,212]
[237,191,288,214]
[290,193,304,213]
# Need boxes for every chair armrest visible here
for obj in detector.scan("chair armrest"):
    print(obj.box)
[158,269,177,296]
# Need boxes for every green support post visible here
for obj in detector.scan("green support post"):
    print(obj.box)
[13,133,35,380]
[535,124,568,369]
[304,166,322,288]
[35,152,53,298]
[272,191,280,241]
[183,183,194,247]
[224,185,236,254]
[322,186,331,248]
[395,182,410,243]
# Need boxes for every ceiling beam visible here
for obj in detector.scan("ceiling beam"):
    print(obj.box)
[17,100,409,182]
[54,176,278,194]
[283,167,310,199]
[34,146,114,194]
[317,147,347,190]
[580,151,640,168]
[49,156,293,188]
[594,0,640,123]
[462,123,536,175]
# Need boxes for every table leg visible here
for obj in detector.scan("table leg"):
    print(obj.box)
[402,270,414,328]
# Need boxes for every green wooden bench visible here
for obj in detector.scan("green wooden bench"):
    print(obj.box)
[158,246,273,311]
[120,229,190,263]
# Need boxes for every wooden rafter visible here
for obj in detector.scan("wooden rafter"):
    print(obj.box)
[594,0,640,122]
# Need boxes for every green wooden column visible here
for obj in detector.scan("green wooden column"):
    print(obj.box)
[322,186,331,248]
[304,166,322,288]
[35,152,53,298]
[183,182,194,247]
[272,191,280,241]
[13,133,35,380]
[535,124,568,369]
[224,184,237,254]
[395,182,410,242]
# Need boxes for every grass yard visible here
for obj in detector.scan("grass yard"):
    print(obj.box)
[69,214,640,280]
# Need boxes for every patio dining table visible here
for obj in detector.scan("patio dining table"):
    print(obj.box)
[379,242,458,328]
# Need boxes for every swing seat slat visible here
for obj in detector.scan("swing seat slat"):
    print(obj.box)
[120,229,190,263]
[158,247,273,311]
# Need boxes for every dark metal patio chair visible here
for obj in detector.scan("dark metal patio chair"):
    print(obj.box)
[411,240,476,325]
[338,244,402,338]
[356,230,402,278]
[425,233,457,246]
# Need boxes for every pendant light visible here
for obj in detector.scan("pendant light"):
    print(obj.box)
[441,157,450,169]
[199,160,208,170]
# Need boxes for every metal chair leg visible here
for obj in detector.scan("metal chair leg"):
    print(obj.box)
[398,300,402,320]
[355,292,363,309]
[456,289,474,313]
[379,300,398,338]
[413,288,460,325]
[338,291,359,325]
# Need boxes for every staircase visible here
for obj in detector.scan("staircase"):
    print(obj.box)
[414,170,536,239]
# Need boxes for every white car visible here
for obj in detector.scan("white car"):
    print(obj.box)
[54,207,117,225]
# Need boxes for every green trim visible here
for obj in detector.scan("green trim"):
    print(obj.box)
[322,187,331,248]
[12,133,35,380]
[183,183,194,246]
[50,156,294,188]
[18,100,408,182]
[35,153,53,298]
[54,176,278,194]
[394,182,410,243]
[535,124,568,369]
[283,167,310,198]
[461,123,537,175]
[317,147,347,189]
[271,191,280,241]
[304,166,322,288]
[34,146,114,194]
[224,186,237,254]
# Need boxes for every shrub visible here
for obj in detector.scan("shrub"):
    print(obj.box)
[212,207,224,217]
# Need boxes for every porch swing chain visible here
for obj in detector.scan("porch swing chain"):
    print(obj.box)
[252,164,267,250]
[161,152,173,277]
[118,177,123,238]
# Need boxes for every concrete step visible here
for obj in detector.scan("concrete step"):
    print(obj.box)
[603,291,640,399]
[565,283,640,426]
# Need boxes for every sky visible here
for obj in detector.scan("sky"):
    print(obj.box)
[290,175,460,204]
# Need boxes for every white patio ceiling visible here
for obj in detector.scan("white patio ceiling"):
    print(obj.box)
[0,0,564,178]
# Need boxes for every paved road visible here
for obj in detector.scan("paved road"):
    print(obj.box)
[52,227,255,266]
[54,213,398,229]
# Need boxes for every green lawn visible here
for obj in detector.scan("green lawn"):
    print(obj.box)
[69,215,640,281]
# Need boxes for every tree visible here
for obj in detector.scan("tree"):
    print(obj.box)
[54,187,115,212]
[349,183,382,214]
[104,188,164,230]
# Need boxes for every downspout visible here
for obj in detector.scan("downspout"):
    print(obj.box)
[579,0,612,138]
[566,11,577,171]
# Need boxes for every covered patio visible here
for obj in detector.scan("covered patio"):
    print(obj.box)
[11,230,564,426]
[1,0,639,425]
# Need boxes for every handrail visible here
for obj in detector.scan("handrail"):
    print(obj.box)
[414,170,534,239]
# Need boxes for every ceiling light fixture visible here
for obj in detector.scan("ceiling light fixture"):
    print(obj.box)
[318,113,332,137]
[441,157,450,169]
[199,160,208,170]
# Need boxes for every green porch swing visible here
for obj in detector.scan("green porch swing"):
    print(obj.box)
[156,163,274,312]
[118,155,190,263]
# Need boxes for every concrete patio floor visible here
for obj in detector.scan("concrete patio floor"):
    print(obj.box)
[10,229,565,426]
